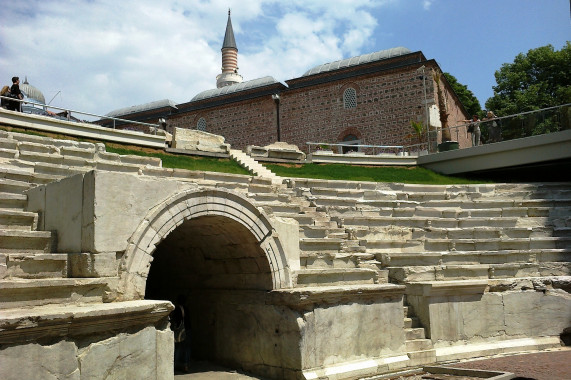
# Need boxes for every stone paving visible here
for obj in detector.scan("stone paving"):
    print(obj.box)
[175,349,571,379]
[447,349,571,380]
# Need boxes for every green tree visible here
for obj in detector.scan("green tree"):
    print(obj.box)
[485,42,571,116]
[443,72,482,117]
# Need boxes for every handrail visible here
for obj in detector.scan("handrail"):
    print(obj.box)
[307,142,404,155]
[443,102,571,139]
[0,95,161,134]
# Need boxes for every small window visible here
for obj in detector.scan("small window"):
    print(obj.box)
[341,134,360,153]
[197,117,206,131]
[343,88,357,109]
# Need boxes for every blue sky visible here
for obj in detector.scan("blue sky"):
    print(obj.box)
[1,0,569,118]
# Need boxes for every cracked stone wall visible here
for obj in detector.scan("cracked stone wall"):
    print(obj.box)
[185,290,405,379]
[0,326,173,380]
[407,281,571,346]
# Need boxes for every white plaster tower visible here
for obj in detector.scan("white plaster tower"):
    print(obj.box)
[216,10,243,88]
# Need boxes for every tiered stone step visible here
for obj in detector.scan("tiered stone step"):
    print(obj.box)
[0,208,38,230]
[287,179,571,285]
[0,165,58,185]
[0,230,55,254]
[491,183,571,200]
[0,277,115,308]
[0,192,27,209]
[0,168,64,279]
[273,210,337,228]
[1,253,68,279]
[293,268,380,287]
[1,130,164,184]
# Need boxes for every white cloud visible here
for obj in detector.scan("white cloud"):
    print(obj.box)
[423,0,433,10]
[0,0,396,117]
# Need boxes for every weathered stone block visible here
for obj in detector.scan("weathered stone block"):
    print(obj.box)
[172,128,230,153]
[68,252,118,277]
[0,341,79,380]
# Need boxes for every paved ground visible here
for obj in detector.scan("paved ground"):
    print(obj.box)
[175,349,571,380]
[446,348,571,380]
[174,361,263,380]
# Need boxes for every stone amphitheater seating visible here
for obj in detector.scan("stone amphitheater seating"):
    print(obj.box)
[0,127,569,379]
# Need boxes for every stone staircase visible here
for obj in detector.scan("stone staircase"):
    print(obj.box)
[403,301,436,366]
[229,148,281,185]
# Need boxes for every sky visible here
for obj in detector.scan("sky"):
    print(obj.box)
[1,0,569,119]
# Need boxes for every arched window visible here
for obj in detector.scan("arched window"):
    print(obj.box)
[197,117,207,131]
[343,88,357,109]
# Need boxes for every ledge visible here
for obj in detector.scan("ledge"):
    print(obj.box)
[434,336,562,362]
[0,300,173,344]
[1,109,166,149]
[269,283,406,307]
[165,147,230,158]
[309,152,418,166]
[406,280,488,297]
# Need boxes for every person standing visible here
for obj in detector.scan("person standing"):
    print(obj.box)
[170,295,191,372]
[0,86,10,109]
[485,111,501,143]
[464,115,481,147]
[9,76,23,112]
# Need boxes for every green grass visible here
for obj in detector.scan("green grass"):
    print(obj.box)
[105,145,250,175]
[264,163,487,184]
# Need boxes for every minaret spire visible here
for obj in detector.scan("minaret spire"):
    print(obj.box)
[216,9,243,88]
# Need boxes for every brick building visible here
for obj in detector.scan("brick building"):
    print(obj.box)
[102,12,470,152]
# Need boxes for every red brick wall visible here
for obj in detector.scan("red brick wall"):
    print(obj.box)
[429,71,472,149]
[156,62,469,154]
[279,66,437,153]
[168,97,278,150]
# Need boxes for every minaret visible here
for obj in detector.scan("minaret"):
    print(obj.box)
[216,9,243,88]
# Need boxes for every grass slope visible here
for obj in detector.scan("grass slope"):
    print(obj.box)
[105,145,249,175]
[1,125,486,184]
[265,163,486,184]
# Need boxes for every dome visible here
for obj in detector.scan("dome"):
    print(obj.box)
[105,99,178,118]
[20,77,46,104]
[302,47,413,77]
[192,76,279,102]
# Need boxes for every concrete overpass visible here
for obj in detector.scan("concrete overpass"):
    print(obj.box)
[418,129,571,181]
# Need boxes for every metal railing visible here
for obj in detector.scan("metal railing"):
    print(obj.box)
[307,142,405,155]
[0,95,162,134]
[441,103,571,147]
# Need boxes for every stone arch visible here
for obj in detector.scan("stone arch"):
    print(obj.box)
[339,82,361,94]
[117,188,292,300]
[337,126,363,142]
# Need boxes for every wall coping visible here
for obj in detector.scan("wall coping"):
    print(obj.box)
[406,280,488,297]
[0,300,172,344]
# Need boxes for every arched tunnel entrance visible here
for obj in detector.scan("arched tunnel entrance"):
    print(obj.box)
[119,189,298,377]
[145,214,274,372]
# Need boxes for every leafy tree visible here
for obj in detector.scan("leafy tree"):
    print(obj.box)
[443,72,482,117]
[485,42,571,116]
